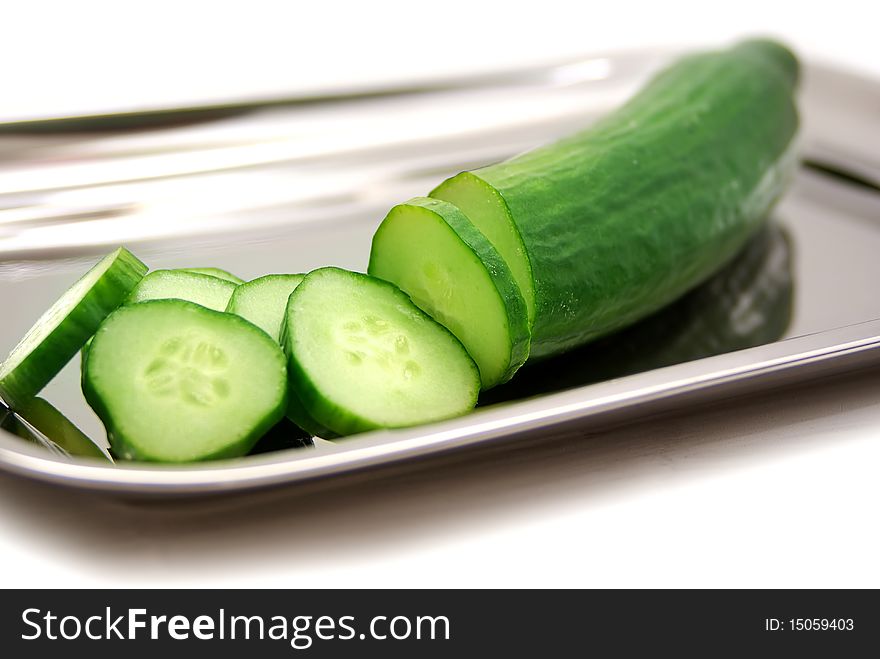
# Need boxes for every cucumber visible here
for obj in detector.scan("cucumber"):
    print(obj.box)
[128,269,237,311]
[368,197,529,389]
[430,39,799,360]
[180,267,245,285]
[281,267,480,436]
[482,222,793,402]
[83,299,287,462]
[0,247,147,408]
[226,274,305,341]
[8,397,110,460]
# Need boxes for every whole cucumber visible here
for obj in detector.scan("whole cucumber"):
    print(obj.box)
[432,39,800,359]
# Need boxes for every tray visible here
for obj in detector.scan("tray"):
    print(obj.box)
[1,49,879,496]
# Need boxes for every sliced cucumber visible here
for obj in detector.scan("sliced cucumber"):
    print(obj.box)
[12,397,110,460]
[282,267,480,435]
[226,274,305,341]
[180,267,245,285]
[368,197,529,389]
[128,269,237,311]
[83,299,287,462]
[0,247,147,408]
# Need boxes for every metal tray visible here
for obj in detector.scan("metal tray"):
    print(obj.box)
[1,49,879,496]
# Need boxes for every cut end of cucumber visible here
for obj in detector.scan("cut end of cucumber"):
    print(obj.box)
[431,172,535,327]
[0,247,147,408]
[128,270,238,312]
[283,267,480,435]
[84,299,287,462]
[368,198,530,389]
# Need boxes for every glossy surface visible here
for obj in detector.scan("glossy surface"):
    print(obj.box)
[0,51,878,494]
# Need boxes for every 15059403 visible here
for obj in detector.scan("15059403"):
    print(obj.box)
[790,619,854,631]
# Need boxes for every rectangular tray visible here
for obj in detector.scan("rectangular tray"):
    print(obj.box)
[1,50,879,496]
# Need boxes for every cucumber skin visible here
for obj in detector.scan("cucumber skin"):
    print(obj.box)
[369,197,530,388]
[482,222,793,402]
[439,39,799,359]
[0,248,147,409]
[12,397,110,460]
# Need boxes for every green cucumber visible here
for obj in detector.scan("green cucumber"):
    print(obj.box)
[430,39,799,359]
[483,222,793,402]
[368,197,529,389]
[8,397,110,460]
[180,267,245,285]
[128,269,237,311]
[0,247,147,408]
[226,274,305,341]
[282,267,480,436]
[83,299,287,462]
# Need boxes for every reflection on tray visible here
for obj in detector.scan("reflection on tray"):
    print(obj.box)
[482,222,794,404]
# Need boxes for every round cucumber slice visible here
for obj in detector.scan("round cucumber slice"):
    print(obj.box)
[283,267,480,436]
[0,247,147,409]
[226,274,305,341]
[83,299,287,462]
[179,267,245,285]
[368,197,530,389]
[128,269,237,311]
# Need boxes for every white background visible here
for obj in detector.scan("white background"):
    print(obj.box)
[1,0,879,587]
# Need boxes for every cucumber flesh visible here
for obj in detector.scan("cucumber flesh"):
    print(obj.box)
[83,299,287,462]
[368,197,529,389]
[0,247,147,408]
[128,270,237,311]
[226,274,305,341]
[180,267,245,285]
[282,267,480,435]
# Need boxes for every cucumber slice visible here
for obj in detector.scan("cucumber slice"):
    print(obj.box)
[283,383,340,439]
[368,197,529,389]
[224,274,331,436]
[128,269,237,311]
[0,247,147,408]
[226,274,305,341]
[83,299,287,462]
[282,267,480,436]
[11,397,110,460]
[180,267,245,285]
[431,172,536,327]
